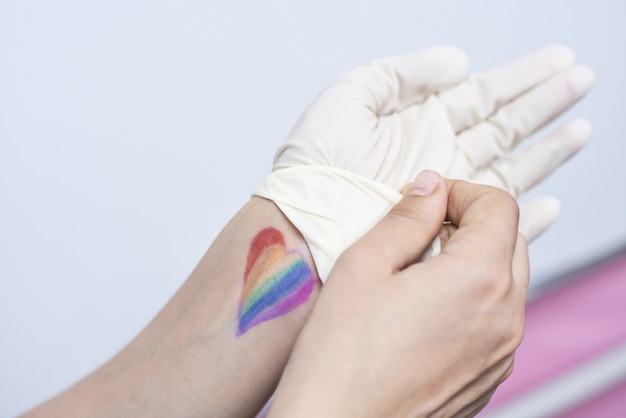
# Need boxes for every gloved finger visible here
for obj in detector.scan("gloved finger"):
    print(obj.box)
[337,47,468,116]
[512,231,530,291]
[470,118,592,197]
[518,197,561,241]
[455,67,594,171]
[353,170,448,271]
[438,45,575,133]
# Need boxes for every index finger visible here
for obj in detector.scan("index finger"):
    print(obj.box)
[442,179,520,263]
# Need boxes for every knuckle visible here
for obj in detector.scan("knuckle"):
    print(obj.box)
[503,313,526,350]
[472,258,513,294]
[491,188,520,220]
[501,356,516,380]
[511,322,525,348]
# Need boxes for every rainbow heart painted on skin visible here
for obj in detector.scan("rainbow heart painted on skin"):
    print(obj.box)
[237,227,316,336]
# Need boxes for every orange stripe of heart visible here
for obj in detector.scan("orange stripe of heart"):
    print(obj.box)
[240,243,286,304]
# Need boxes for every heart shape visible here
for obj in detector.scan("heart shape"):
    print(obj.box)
[237,227,316,336]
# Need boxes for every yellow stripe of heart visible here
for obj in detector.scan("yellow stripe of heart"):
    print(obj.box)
[241,252,303,315]
[240,244,285,304]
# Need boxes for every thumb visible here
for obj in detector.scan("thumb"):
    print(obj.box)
[356,170,448,271]
[336,47,468,115]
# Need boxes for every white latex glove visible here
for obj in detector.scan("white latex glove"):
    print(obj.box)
[255,45,594,282]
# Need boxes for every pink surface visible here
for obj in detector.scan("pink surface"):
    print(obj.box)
[555,377,626,418]
[482,252,626,413]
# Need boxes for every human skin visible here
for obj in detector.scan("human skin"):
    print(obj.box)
[20,196,322,418]
[268,173,529,418]
[22,173,526,418]
[19,44,591,417]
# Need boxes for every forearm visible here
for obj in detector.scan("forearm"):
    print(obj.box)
[22,197,321,418]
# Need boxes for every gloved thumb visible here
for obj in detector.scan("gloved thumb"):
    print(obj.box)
[354,170,448,271]
[339,47,469,116]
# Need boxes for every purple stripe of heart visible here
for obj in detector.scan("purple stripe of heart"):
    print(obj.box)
[237,275,316,336]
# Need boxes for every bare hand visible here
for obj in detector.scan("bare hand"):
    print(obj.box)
[268,171,529,417]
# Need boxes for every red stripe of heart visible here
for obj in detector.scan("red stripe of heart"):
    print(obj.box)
[244,227,286,279]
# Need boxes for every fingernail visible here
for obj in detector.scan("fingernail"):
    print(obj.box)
[407,170,439,196]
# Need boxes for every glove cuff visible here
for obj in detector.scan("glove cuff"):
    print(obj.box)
[254,166,403,282]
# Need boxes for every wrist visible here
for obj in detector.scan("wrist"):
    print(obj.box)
[22,197,321,418]
[255,166,402,282]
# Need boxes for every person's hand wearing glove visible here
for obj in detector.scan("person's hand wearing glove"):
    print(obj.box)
[268,171,529,418]
[255,45,594,282]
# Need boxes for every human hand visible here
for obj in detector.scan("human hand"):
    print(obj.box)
[255,45,592,281]
[267,171,529,418]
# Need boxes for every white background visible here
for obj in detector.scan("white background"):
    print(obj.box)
[1,1,624,416]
